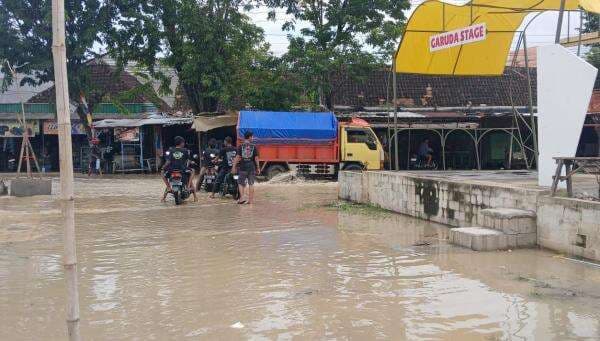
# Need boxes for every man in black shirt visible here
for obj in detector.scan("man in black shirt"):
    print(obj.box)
[161,136,197,202]
[233,131,260,204]
[211,136,236,198]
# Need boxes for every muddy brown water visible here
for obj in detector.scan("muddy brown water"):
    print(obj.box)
[1,177,600,340]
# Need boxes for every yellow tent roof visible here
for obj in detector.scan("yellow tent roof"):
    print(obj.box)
[395,0,600,76]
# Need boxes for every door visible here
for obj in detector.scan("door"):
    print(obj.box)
[342,127,382,169]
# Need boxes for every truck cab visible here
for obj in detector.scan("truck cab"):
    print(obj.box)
[339,119,384,171]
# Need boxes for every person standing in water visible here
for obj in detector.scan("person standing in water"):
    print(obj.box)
[232,131,259,204]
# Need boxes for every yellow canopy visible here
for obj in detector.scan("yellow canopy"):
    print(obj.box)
[396,0,600,75]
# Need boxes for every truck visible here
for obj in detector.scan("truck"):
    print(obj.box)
[237,111,384,179]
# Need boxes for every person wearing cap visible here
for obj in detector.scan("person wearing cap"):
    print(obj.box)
[161,136,197,202]
[232,131,260,204]
[88,138,102,177]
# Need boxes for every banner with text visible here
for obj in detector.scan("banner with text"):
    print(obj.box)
[43,120,87,135]
[430,23,487,52]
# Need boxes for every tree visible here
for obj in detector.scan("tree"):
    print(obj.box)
[107,0,274,113]
[582,10,600,68]
[0,0,116,138]
[265,0,410,108]
[240,52,301,111]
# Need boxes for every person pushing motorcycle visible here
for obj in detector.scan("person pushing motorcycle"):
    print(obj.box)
[210,136,236,199]
[161,136,197,202]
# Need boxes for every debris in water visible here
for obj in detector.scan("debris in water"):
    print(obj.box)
[412,241,431,246]
[268,172,297,184]
[230,322,244,329]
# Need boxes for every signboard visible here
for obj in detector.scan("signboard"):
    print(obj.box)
[43,120,87,135]
[430,23,486,52]
[0,120,39,137]
[115,127,140,142]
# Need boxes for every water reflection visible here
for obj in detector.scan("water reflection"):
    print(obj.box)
[0,178,599,340]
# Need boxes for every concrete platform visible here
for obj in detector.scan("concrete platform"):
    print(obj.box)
[450,227,508,251]
[481,207,537,235]
[9,178,52,197]
[339,170,600,261]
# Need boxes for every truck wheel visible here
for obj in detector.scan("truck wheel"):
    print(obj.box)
[343,164,363,172]
[266,165,287,180]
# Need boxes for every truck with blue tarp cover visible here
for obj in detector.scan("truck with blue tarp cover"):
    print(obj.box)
[237,111,384,178]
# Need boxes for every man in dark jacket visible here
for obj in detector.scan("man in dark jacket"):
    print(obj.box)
[232,131,260,204]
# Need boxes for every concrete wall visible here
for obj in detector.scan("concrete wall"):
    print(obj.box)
[339,171,546,227]
[537,196,600,261]
[339,171,600,262]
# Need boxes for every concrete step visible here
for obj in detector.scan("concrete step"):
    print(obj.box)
[450,227,508,251]
[481,208,536,235]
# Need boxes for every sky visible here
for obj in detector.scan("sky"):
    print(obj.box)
[247,1,586,57]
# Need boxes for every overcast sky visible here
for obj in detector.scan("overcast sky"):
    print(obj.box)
[247,1,585,57]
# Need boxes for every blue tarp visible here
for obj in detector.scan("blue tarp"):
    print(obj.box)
[238,111,338,143]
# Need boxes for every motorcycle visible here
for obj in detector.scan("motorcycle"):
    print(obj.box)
[163,151,198,205]
[199,153,218,192]
[220,172,240,200]
[167,168,191,205]
[409,155,439,170]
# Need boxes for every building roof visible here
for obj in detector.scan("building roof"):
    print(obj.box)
[506,48,537,68]
[0,72,53,104]
[590,90,600,114]
[329,67,537,108]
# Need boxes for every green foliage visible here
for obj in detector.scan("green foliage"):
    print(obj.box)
[107,0,285,113]
[0,0,115,137]
[582,11,600,68]
[582,11,599,33]
[587,46,600,68]
[242,54,301,111]
[265,0,410,107]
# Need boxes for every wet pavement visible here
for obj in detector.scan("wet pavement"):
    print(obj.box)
[1,176,600,340]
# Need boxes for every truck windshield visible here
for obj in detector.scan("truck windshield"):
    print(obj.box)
[346,128,377,150]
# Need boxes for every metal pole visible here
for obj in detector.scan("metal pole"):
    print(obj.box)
[392,57,399,171]
[555,0,567,43]
[51,0,81,339]
[523,35,539,164]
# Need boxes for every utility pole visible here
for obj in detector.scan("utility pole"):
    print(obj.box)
[555,0,567,43]
[392,55,399,171]
[51,0,81,340]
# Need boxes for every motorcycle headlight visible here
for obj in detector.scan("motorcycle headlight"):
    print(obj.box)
[233,175,239,180]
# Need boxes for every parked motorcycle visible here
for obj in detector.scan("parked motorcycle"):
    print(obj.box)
[220,172,240,200]
[409,155,439,170]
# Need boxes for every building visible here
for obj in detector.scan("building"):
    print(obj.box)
[0,56,193,173]
[329,66,599,170]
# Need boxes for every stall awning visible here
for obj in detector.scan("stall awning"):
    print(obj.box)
[93,116,192,128]
[396,0,600,76]
[191,114,238,132]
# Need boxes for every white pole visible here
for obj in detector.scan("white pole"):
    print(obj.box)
[51,0,81,340]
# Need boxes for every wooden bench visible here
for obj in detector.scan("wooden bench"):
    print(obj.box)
[550,157,600,197]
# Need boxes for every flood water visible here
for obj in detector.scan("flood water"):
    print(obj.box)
[1,177,600,340]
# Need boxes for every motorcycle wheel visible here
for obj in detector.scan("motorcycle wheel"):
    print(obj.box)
[174,189,182,205]
[219,180,227,197]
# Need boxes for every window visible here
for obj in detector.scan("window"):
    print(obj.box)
[346,128,377,150]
